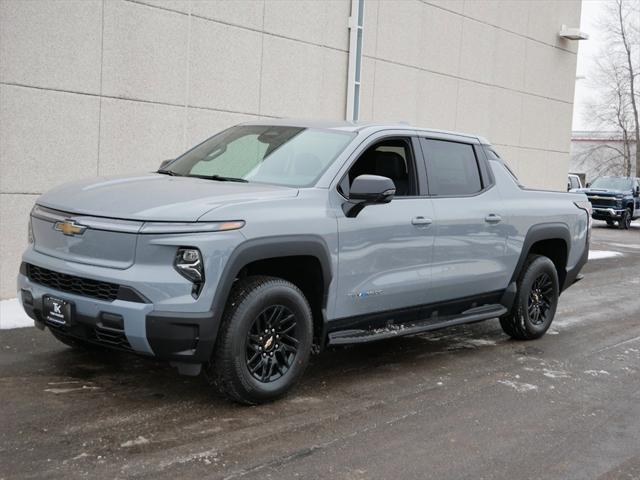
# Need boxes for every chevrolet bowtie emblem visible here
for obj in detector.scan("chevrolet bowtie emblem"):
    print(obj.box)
[54,220,87,236]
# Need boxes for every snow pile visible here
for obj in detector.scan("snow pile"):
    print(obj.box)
[0,298,33,329]
[588,250,623,260]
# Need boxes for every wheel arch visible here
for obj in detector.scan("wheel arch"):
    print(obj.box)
[510,223,571,292]
[210,235,333,351]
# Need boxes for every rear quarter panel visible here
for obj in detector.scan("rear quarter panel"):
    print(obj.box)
[490,160,589,275]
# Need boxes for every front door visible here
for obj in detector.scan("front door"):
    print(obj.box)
[333,136,436,319]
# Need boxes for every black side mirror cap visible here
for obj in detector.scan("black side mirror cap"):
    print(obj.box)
[586,182,591,188]
[343,174,396,218]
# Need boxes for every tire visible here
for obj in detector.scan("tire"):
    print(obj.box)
[606,220,615,227]
[206,276,313,405]
[500,255,559,340]
[618,208,632,230]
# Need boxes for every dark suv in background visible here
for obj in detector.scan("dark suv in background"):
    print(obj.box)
[577,176,640,229]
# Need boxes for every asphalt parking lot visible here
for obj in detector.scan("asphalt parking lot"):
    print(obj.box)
[1,221,639,480]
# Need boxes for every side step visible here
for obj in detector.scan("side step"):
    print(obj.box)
[327,305,507,346]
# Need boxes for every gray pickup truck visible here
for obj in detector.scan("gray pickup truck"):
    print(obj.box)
[18,120,591,404]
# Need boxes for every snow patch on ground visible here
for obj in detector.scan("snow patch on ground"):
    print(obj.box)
[121,436,150,448]
[463,338,498,347]
[607,242,640,250]
[44,385,101,394]
[584,370,610,377]
[554,315,585,328]
[588,250,623,260]
[497,380,539,393]
[541,368,571,379]
[0,298,33,329]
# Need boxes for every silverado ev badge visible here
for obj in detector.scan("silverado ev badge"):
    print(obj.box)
[53,220,87,236]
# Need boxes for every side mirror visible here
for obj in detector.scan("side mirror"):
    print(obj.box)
[635,186,640,196]
[343,174,395,218]
[586,182,591,188]
[159,159,174,170]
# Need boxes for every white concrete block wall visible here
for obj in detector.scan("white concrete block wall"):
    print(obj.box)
[0,0,579,298]
[361,0,579,194]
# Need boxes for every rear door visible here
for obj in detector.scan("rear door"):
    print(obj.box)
[419,137,511,303]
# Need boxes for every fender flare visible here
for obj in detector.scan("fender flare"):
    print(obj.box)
[509,222,572,286]
[211,235,333,320]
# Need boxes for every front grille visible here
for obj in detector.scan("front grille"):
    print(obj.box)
[588,197,617,208]
[93,325,132,350]
[26,264,119,302]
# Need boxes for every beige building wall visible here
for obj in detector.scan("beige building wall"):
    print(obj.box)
[0,0,580,299]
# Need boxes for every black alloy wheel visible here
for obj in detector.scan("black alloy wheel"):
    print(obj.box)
[245,305,299,383]
[527,273,554,326]
[207,276,313,404]
[499,254,559,340]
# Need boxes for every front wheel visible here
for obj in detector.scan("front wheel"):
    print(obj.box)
[206,276,313,405]
[618,208,632,230]
[500,255,559,340]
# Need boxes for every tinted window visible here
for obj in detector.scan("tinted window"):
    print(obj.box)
[422,139,482,196]
[346,139,416,196]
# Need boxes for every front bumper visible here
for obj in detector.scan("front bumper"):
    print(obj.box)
[18,266,217,366]
[591,207,625,220]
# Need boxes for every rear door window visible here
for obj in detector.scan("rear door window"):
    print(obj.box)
[421,139,483,196]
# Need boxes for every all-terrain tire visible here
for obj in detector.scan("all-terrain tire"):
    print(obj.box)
[618,208,632,230]
[500,255,559,340]
[205,276,313,405]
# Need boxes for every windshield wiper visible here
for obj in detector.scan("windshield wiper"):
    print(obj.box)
[192,174,249,183]
[157,169,180,176]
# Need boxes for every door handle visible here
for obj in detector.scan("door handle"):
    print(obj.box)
[411,216,433,226]
[484,214,502,224]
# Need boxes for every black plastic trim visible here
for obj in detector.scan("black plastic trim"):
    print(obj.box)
[563,234,589,292]
[327,289,505,336]
[509,223,573,289]
[146,310,214,363]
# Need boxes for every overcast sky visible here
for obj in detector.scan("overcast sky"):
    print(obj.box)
[572,0,608,131]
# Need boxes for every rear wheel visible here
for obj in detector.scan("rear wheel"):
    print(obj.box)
[206,276,313,405]
[500,255,559,340]
[618,208,632,230]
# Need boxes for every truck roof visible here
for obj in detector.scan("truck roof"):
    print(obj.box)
[237,118,491,145]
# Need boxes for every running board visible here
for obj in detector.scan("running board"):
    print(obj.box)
[327,305,508,346]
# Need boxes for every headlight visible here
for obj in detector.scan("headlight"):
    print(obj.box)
[27,217,34,244]
[174,247,204,297]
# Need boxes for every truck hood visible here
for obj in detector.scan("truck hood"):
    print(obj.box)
[574,188,628,196]
[36,174,299,221]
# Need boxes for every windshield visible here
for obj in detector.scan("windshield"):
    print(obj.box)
[165,125,355,187]
[590,176,633,191]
